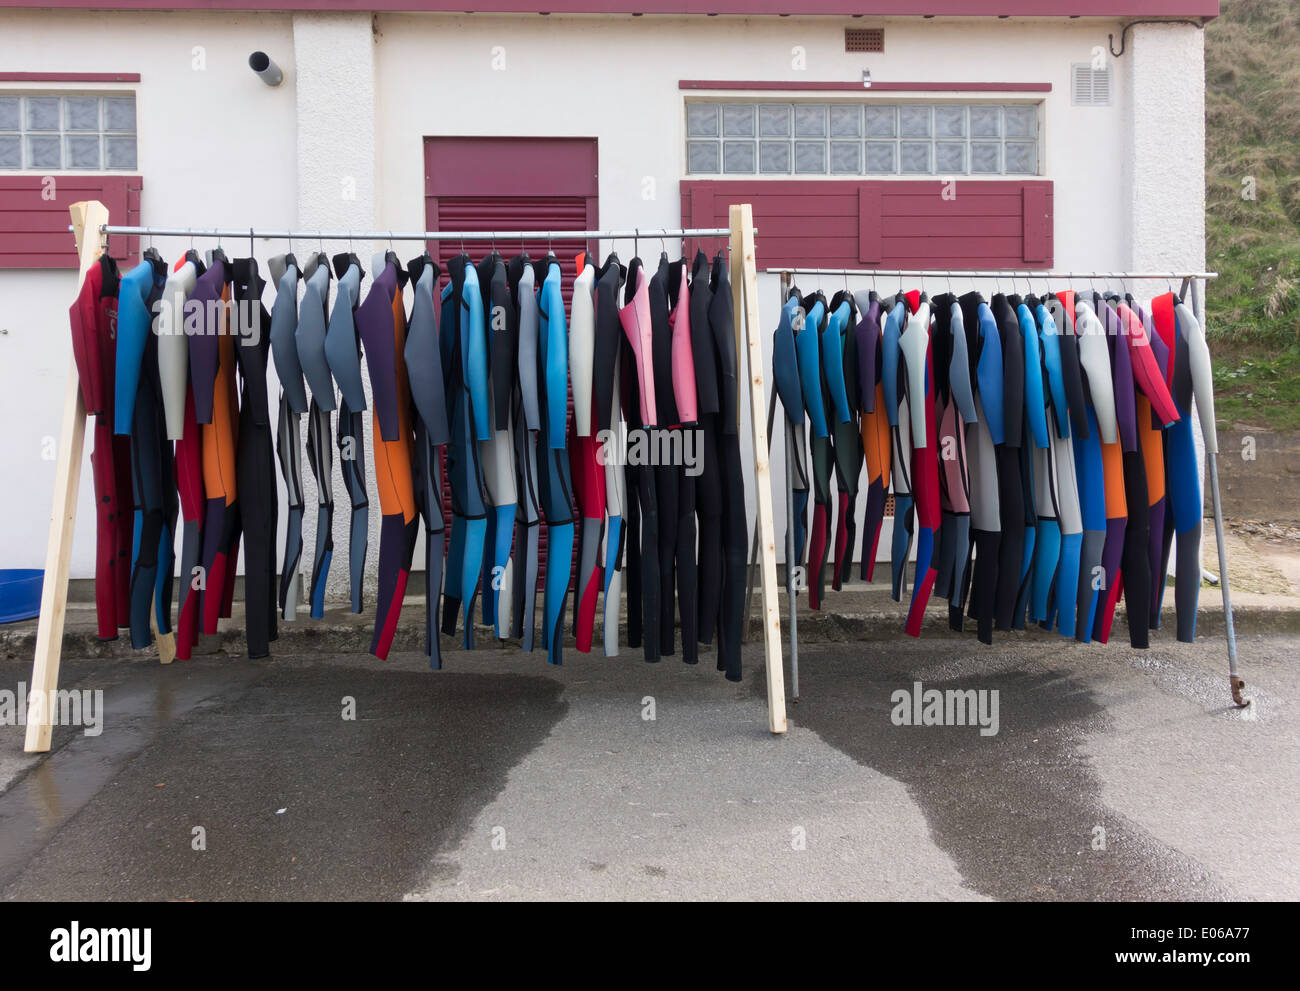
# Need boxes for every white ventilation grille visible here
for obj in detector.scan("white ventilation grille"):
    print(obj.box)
[1071,63,1112,106]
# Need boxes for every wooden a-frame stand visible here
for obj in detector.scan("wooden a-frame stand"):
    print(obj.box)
[24,200,787,752]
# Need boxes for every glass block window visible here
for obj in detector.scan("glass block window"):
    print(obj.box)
[685,100,1040,176]
[0,92,137,171]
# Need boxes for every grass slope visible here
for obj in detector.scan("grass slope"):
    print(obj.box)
[1205,0,1300,430]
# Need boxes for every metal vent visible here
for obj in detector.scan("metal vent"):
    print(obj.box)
[1071,63,1112,106]
[845,28,884,53]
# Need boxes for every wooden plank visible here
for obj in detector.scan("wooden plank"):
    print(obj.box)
[882,193,1027,216]
[858,184,881,263]
[1022,183,1050,263]
[25,199,108,754]
[882,235,1024,256]
[731,202,787,736]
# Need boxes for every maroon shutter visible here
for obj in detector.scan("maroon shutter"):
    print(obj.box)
[0,174,142,268]
[679,178,1054,269]
[425,137,599,598]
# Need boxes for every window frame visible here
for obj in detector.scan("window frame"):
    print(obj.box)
[683,97,1043,179]
[0,88,139,173]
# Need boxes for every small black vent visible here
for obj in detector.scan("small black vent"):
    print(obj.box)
[845,28,884,53]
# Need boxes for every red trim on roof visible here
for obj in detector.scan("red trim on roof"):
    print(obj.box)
[680,80,1053,93]
[0,1,1221,17]
[0,72,140,82]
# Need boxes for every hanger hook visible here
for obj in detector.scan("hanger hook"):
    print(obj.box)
[634,228,639,257]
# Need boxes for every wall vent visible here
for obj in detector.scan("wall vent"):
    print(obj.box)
[845,28,884,53]
[1071,63,1112,106]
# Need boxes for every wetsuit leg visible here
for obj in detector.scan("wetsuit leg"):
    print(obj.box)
[630,429,661,663]
[413,419,445,669]
[832,416,861,591]
[240,423,278,660]
[905,378,941,638]
[625,461,643,649]
[993,443,1025,632]
[695,414,723,643]
[676,447,699,664]
[1029,444,1061,625]
[304,398,335,620]
[656,430,680,654]
[338,402,369,614]
[860,383,891,582]
[277,397,305,621]
[1140,404,1167,633]
[510,412,541,650]
[539,439,575,665]
[1074,406,1105,643]
[808,432,834,610]
[570,423,604,654]
[890,401,915,603]
[127,379,164,649]
[1166,408,1202,642]
[174,390,205,658]
[1093,439,1128,644]
[1011,430,1037,631]
[1121,445,1152,648]
[371,404,418,660]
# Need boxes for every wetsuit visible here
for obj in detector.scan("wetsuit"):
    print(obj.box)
[536,255,574,665]
[1071,293,1117,643]
[899,294,940,637]
[881,295,913,602]
[990,293,1025,631]
[357,255,417,660]
[670,258,700,661]
[930,293,976,632]
[691,251,726,646]
[854,291,890,582]
[295,254,335,619]
[405,255,449,668]
[594,253,627,657]
[162,255,203,658]
[189,254,240,636]
[710,253,746,681]
[69,252,130,639]
[827,291,861,593]
[478,253,517,641]
[772,294,808,592]
[619,258,660,662]
[230,258,278,658]
[958,291,1003,644]
[569,257,603,653]
[508,256,541,650]
[1093,296,1132,643]
[116,254,176,650]
[268,254,306,621]
[649,254,684,656]
[441,254,491,648]
[325,254,369,615]
[795,292,831,609]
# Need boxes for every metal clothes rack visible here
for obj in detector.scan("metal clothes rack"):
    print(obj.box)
[745,265,1246,709]
[26,205,786,751]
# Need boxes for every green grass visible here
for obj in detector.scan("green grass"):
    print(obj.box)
[1204,0,1300,430]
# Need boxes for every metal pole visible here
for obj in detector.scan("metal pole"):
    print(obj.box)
[85,225,742,241]
[1193,278,1248,707]
[765,267,1219,282]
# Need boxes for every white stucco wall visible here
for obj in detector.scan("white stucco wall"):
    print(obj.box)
[0,10,1208,585]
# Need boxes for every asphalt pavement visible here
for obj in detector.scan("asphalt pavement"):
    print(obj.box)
[1,624,1293,901]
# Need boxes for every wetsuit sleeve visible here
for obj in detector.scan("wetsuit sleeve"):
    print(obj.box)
[1175,302,1218,455]
[708,258,739,434]
[188,272,221,425]
[1036,304,1070,438]
[1109,304,1139,453]
[947,302,977,424]
[772,299,805,424]
[542,266,568,447]
[466,270,492,443]
[593,268,620,434]
[881,302,904,427]
[855,302,880,415]
[690,259,718,417]
[325,274,368,414]
[998,302,1024,447]
[1056,316,1090,440]
[821,302,852,424]
[1020,304,1049,448]
[1123,305,1180,427]
[69,261,106,417]
[114,263,153,434]
[796,303,829,438]
[976,304,1005,444]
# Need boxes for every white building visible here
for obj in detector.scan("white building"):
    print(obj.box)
[0,1,1215,586]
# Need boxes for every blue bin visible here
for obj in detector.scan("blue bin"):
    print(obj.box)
[0,569,44,624]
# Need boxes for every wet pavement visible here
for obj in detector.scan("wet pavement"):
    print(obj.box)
[0,628,1295,901]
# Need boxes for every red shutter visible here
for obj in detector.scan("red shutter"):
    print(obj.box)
[680,178,1054,270]
[0,174,142,268]
[425,137,599,601]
